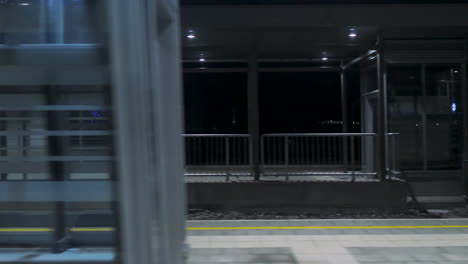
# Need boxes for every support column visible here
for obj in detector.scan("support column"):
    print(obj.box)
[462,36,468,195]
[248,54,260,180]
[45,86,69,252]
[341,67,348,133]
[377,35,388,180]
[341,67,349,172]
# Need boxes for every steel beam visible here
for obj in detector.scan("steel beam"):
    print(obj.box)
[342,50,377,71]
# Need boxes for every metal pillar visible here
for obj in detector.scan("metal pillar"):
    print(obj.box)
[340,67,349,172]
[45,86,69,253]
[376,35,388,180]
[110,0,186,262]
[421,64,428,171]
[341,69,349,134]
[248,53,261,180]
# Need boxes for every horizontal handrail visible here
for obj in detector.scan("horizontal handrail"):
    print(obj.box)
[262,133,376,137]
[182,134,249,137]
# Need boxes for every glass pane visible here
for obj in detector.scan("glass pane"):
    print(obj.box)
[259,72,342,133]
[426,64,463,170]
[360,58,378,93]
[184,72,248,134]
[0,0,116,259]
[387,64,424,170]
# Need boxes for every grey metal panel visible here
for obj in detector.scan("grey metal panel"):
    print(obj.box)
[0,105,109,111]
[0,130,112,136]
[0,66,109,86]
[109,0,185,263]
[0,181,113,202]
[0,156,112,162]
[0,162,109,173]
[0,44,106,65]
[152,0,187,262]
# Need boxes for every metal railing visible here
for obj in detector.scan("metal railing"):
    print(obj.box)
[183,134,253,180]
[183,133,400,181]
[261,133,378,181]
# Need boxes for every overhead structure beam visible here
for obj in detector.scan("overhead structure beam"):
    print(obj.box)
[182,4,468,28]
[342,50,377,71]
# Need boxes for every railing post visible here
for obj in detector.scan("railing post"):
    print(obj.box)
[395,134,400,172]
[225,136,230,182]
[285,136,289,181]
[391,134,396,175]
[351,135,355,182]
[259,135,264,179]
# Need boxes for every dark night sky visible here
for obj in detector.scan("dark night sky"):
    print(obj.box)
[184,71,361,134]
[259,72,341,133]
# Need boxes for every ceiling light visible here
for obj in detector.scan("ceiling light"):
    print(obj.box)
[348,28,357,38]
[187,30,196,39]
[198,53,205,62]
[454,70,459,73]
[321,52,328,61]
[18,2,30,5]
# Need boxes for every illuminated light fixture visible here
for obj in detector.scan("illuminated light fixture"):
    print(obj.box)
[321,52,328,61]
[454,70,459,73]
[348,28,357,38]
[452,103,457,112]
[18,2,30,5]
[198,53,206,62]
[187,30,196,39]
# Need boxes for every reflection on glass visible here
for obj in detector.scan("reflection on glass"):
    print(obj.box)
[387,64,424,170]
[388,64,463,171]
[0,0,116,258]
[426,65,463,169]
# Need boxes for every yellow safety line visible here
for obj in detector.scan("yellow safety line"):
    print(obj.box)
[186,225,468,230]
[1,225,468,232]
[0,227,114,232]
[0,228,53,232]
[69,227,115,232]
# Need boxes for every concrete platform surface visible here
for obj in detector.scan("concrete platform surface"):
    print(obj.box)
[186,218,468,264]
[1,219,468,263]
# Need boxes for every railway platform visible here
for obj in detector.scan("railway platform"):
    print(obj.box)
[2,218,468,263]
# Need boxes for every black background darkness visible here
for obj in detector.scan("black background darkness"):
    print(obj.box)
[183,71,362,134]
